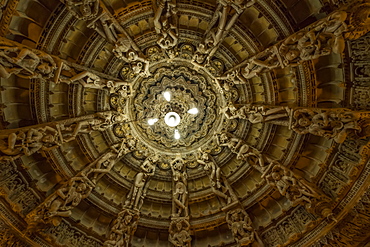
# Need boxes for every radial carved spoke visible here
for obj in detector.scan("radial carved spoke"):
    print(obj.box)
[261,161,334,220]
[169,157,192,247]
[25,151,119,230]
[153,0,179,51]
[193,0,255,65]
[214,132,334,220]
[0,36,134,94]
[104,154,158,247]
[220,104,370,143]
[197,149,259,246]
[0,111,127,159]
[221,3,370,80]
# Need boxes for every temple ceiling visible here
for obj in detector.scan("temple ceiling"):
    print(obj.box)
[0,0,370,246]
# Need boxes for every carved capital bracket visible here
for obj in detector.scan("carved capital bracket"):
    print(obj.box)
[25,151,119,231]
[222,2,370,80]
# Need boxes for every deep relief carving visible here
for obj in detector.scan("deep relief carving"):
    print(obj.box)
[291,108,369,144]
[131,65,222,153]
[0,112,126,158]
[104,154,157,246]
[197,148,260,246]
[42,219,102,247]
[58,67,133,96]
[0,159,40,216]
[197,149,238,206]
[221,4,370,80]
[261,206,317,246]
[312,189,370,247]
[0,39,57,79]
[226,208,255,246]
[169,217,192,247]
[169,157,192,246]
[104,208,140,247]
[220,104,370,143]
[124,155,158,210]
[216,132,263,165]
[262,162,333,219]
[192,0,255,64]
[64,0,100,21]
[26,151,119,229]
[0,220,32,247]
[154,0,179,50]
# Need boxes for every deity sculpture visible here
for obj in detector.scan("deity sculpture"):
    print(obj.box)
[124,155,158,210]
[81,152,118,184]
[171,158,189,217]
[226,208,255,246]
[27,177,92,228]
[62,111,127,142]
[154,0,179,50]
[104,209,139,247]
[168,218,192,247]
[0,126,61,157]
[197,149,236,205]
[0,40,57,79]
[221,103,290,124]
[65,0,100,20]
[262,162,331,216]
[291,108,362,143]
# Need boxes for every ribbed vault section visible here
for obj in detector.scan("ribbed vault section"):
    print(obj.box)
[0,0,370,247]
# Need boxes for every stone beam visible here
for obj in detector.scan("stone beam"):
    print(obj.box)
[223,1,370,79]
[220,104,370,143]
[25,150,120,230]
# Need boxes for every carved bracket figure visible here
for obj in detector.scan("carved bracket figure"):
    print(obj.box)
[226,208,255,247]
[216,132,263,164]
[169,217,192,247]
[197,149,238,206]
[26,151,120,230]
[124,154,158,210]
[262,161,334,219]
[225,3,370,79]
[193,0,255,65]
[103,208,140,247]
[291,108,369,143]
[220,103,290,125]
[154,0,179,50]
[171,157,189,218]
[220,104,370,144]
[0,38,57,79]
[63,0,100,20]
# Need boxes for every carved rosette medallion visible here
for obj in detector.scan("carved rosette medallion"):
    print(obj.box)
[129,65,225,154]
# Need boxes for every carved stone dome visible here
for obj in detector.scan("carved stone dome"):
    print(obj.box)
[0,0,370,247]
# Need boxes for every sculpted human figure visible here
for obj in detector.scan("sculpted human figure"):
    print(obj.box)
[241,47,281,79]
[82,152,118,184]
[62,112,127,142]
[216,70,247,87]
[226,208,254,246]
[60,70,131,94]
[279,11,348,67]
[0,126,61,157]
[263,163,321,209]
[43,177,92,226]
[217,133,252,160]
[154,0,179,50]
[197,150,221,187]
[169,219,192,247]
[291,108,361,143]
[124,155,157,210]
[222,103,290,124]
[104,209,139,247]
[0,43,56,79]
[66,0,99,20]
